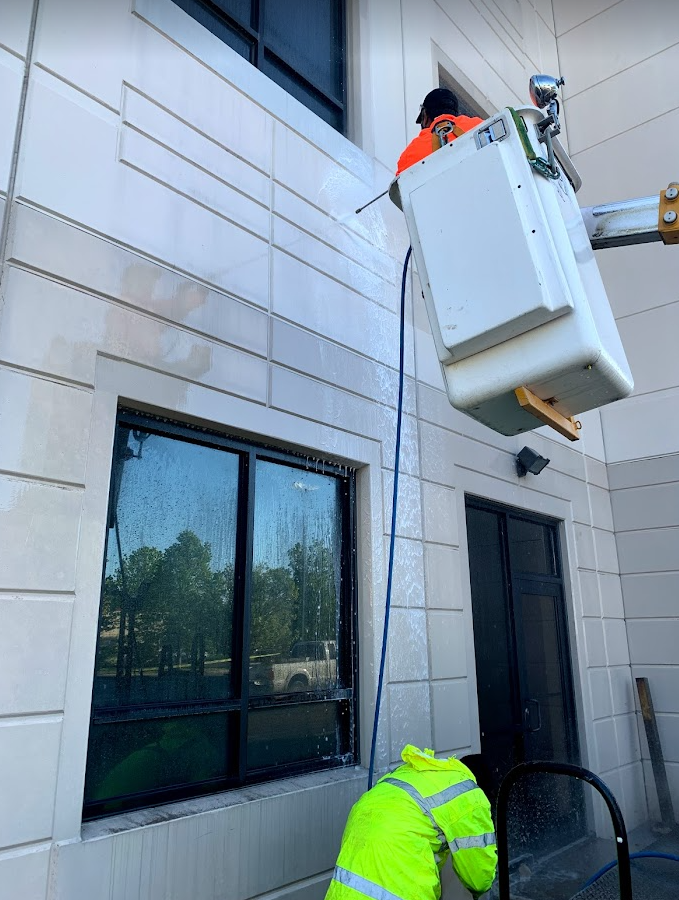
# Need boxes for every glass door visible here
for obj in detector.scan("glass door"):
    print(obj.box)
[512,579,585,853]
[466,499,583,858]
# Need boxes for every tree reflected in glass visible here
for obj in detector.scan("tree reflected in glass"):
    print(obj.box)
[85,417,355,816]
[250,463,342,695]
[93,427,239,710]
[96,530,235,708]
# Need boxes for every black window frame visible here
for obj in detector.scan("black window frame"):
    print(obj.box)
[171,0,347,133]
[84,409,358,820]
[438,66,486,120]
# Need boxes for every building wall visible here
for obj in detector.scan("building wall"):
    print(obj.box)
[0,0,31,248]
[0,0,654,898]
[609,454,679,818]
[553,0,679,814]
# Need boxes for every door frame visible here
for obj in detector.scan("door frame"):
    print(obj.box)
[464,494,582,773]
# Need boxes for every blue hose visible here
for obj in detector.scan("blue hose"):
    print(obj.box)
[367,245,412,790]
[583,850,679,888]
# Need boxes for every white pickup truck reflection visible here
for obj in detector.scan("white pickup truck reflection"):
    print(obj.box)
[249,640,338,694]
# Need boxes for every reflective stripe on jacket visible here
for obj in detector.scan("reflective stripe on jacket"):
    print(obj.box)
[395,114,484,175]
[325,746,497,900]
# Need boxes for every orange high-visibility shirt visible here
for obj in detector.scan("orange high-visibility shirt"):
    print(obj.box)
[396,114,484,176]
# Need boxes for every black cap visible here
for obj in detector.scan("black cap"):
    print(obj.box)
[416,87,459,125]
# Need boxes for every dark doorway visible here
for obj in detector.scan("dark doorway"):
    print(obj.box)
[465,497,584,857]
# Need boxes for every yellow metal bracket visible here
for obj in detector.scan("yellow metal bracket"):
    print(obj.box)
[431,118,466,151]
[659,182,679,244]
[515,386,581,442]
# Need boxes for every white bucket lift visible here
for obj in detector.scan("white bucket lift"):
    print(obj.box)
[392,98,634,440]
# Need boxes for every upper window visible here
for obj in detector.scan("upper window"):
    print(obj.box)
[84,411,357,819]
[172,0,347,132]
[438,67,485,120]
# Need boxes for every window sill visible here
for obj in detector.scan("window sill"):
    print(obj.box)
[81,766,367,839]
[134,0,373,186]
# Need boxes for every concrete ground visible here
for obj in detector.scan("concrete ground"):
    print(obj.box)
[500,822,679,900]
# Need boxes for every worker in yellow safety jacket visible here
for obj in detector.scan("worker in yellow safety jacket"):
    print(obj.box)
[325,745,497,900]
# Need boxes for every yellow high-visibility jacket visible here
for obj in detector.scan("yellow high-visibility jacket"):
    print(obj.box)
[326,746,497,900]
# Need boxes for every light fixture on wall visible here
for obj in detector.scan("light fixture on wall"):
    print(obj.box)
[516,446,550,478]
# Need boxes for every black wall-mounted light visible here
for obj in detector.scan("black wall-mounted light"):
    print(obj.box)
[516,446,550,478]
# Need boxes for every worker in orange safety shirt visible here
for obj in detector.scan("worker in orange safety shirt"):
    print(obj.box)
[396,88,484,176]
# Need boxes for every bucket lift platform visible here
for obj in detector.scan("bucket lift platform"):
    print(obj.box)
[392,102,635,440]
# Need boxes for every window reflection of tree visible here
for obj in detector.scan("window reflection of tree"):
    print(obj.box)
[100,532,234,705]
[249,540,338,659]
[291,480,315,641]
[100,436,340,707]
[101,428,234,706]
[88,416,355,816]
[288,540,337,643]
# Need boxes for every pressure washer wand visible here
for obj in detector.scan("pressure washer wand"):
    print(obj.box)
[355,188,389,215]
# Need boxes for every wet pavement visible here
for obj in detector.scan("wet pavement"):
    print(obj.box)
[495,823,679,900]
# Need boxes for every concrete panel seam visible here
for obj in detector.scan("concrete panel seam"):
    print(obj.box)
[122,81,271,176]
[7,260,269,360]
[466,0,526,65]
[117,155,269,244]
[0,0,40,290]
[570,100,679,157]
[617,524,679,535]
[0,44,27,66]
[272,207,399,285]
[120,120,270,211]
[9,199,269,313]
[563,37,679,102]
[556,1,626,39]
[0,713,62,726]
[272,243,398,311]
[0,361,92,394]
[613,296,679,323]
[0,838,53,856]
[96,349,267,406]
[33,62,120,116]
[0,468,84,491]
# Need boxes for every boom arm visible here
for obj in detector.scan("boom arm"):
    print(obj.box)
[581,183,679,249]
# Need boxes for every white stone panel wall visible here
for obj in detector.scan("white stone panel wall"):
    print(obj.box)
[609,454,679,817]
[554,0,679,822]
[0,0,650,896]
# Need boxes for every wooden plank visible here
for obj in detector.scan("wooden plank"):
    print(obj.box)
[636,677,676,830]
[659,183,679,245]
[514,386,581,442]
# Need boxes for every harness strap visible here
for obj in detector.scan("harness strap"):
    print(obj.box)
[508,107,560,181]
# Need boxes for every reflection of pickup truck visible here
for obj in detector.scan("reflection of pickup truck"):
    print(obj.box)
[250,640,338,694]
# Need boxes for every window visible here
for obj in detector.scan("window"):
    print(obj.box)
[84,411,357,819]
[172,0,347,132]
[438,67,485,120]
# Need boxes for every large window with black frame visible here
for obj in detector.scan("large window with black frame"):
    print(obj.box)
[84,410,357,819]
[171,0,347,132]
